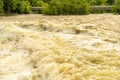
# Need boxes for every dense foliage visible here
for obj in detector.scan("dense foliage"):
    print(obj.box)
[113,0,120,14]
[42,0,90,15]
[16,1,31,14]
[0,0,4,15]
[2,0,31,14]
[89,0,107,5]
[0,0,119,15]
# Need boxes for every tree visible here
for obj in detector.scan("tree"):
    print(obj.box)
[89,0,107,5]
[113,0,120,14]
[42,0,51,3]
[16,2,25,14]
[0,0,4,15]
[29,0,38,6]
[106,0,115,5]
[36,0,44,7]
[77,0,90,15]
[3,0,18,13]
[42,0,90,15]
[16,1,31,14]
[51,6,57,15]
[29,0,47,6]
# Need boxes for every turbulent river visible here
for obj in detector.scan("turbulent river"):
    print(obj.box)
[0,14,120,80]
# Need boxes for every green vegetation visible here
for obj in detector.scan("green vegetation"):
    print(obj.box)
[106,0,115,5]
[42,0,90,15]
[113,0,120,14]
[0,0,120,15]
[16,1,31,14]
[89,0,107,5]
[2,0,31,14]
[0,0,4,15]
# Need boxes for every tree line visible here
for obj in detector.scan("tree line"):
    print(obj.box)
[0,0,120,15]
